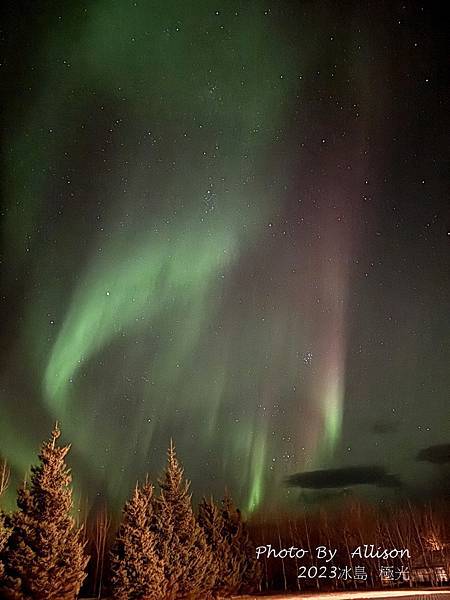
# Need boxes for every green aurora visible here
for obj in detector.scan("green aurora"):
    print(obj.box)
[2,1,448,513]
[3,1,338,511]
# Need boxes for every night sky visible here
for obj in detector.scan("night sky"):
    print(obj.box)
[1,1,449,514]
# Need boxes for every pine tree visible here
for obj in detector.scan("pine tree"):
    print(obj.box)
[0,424,89,600]
[110,479,165,599]
[221,493,261,594]
[198,497,240,598]
[152,441,216,599]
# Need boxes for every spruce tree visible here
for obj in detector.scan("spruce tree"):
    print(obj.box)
[0,424,89,600]
[198,497,240,598]
[110,480,165,599]
[221,493,261,594]
[152,441,216,599]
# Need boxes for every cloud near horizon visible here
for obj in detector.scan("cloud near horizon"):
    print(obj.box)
[416,443,450,465]
[285,465,402,490]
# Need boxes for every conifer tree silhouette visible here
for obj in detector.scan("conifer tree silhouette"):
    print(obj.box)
[110,479,165,599]
[152,440,215,599]
[221,492,261,594]
[0,424,89,600]
[198,496,240,597]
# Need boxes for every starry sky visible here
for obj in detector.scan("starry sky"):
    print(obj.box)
[1,1,449,514]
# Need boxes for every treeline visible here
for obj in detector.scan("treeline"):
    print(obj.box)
[0,426,259,599]
[250,500,450,593]
[1,426,449,598]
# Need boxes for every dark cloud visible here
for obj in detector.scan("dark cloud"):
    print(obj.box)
[371,419,399,435]
[285,465,402,490]
[416,444,450,465]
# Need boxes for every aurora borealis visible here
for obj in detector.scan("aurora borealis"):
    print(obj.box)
[1,1,449,513]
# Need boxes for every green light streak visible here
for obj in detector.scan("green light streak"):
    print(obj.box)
[246,429,267,513]
[1,0,351,513]
[44,226,238,411]
[320,378,344,459]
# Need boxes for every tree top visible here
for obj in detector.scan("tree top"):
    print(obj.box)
[51,421,61,449]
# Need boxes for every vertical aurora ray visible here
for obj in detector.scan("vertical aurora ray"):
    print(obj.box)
[0,0,385,514]
[315,258,349,464]
[21,0,306,512]
[1,0,447,522]
[246,428,267,513]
